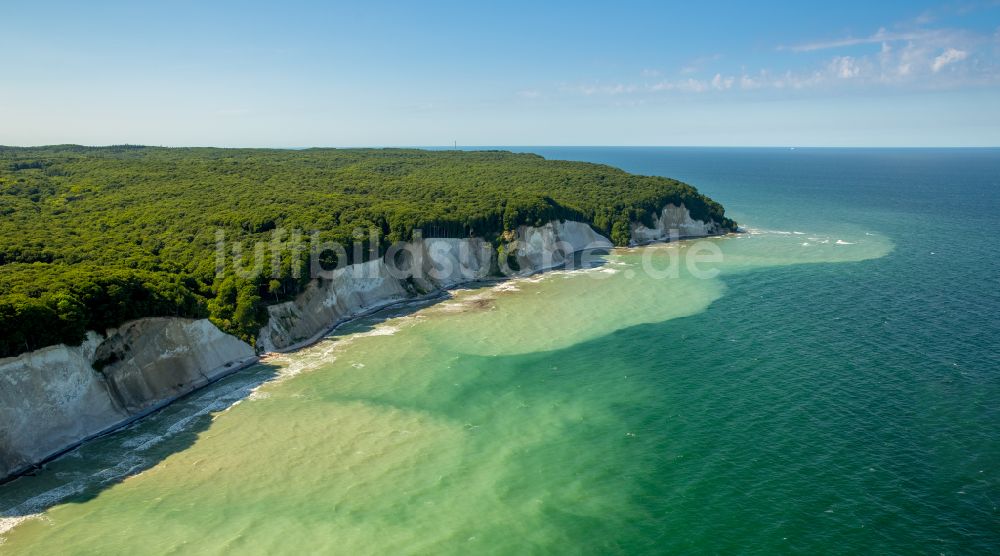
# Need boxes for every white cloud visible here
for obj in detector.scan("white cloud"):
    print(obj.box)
[931,48,969,71]
[563,18,999,99]
[711,73,735,90]
[572,83,638,96]
[740,72,764,90]
[830,56,862,78]
[679,53,722,74]
[785,28,935,52]
[679,78,709,92]
[649,78,709,92]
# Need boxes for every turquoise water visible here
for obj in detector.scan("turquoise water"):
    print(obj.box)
[1,148,998,554]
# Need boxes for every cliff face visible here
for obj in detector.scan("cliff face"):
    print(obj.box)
[0,334,123,480]
[630,204,722,245]
[414,237,494,289]
[0,210,726,481]
[95,318,257,414]
[511,220,614,273]
[0,319,255,481]
[258,258,415,352]
[258,237,497,352]
[258,221,614,352]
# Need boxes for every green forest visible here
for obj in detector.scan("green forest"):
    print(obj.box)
[0,145,735,356]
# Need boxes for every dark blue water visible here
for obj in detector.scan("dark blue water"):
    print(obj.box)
[515,147,1000,553]
[3,148,998,554]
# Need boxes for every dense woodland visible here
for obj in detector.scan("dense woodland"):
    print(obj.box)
[0,146,735,356]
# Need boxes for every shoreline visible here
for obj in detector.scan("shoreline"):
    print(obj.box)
[1,231,737,488]
[257,229,743,357]
[0,355,260,487]
[259,250,616,357]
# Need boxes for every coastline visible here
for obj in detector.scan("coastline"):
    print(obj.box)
[0,228,740,546]
[0,247,589,487]
[260,245,628,357]
[0,222,735,487]
[0,355,260,487]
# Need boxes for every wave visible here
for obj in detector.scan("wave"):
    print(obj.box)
[492,282,520,293]
[1,453,147,540]
[746,228,810,236]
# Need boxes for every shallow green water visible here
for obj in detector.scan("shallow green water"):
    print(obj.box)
[2,148,997,554]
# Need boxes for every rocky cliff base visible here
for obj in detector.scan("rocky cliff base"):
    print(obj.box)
[0,213,722,481]
[0,319,255,481]
[259,220,613,351]
[630,204,724,245]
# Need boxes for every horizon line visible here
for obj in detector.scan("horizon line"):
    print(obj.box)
[2,144,999,150]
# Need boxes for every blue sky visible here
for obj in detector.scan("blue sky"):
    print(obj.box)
[2,0,999,147]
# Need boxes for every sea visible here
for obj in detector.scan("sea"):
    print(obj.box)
[1,147,998,554]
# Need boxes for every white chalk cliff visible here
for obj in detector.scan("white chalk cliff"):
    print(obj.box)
[630,204,723,245]
[0,318,255,480]
[1,211,724,481]
[0,334,122,481]
[258,221,614,352]
[258,237,497,352]
[509,220,613,273]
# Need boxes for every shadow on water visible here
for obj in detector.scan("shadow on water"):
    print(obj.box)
[0,361,281,530]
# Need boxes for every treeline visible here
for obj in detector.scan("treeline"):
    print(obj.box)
[0,146,735,357]
[0,268,205,354]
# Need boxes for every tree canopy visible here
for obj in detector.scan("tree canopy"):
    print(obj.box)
[0,146,735,356]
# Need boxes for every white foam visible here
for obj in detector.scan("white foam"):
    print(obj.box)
[549,264,621,278]
[747,228,796,236]
[119,434,160,449]
[835,240,856,245]
[261,312,425,388]
[0,514,44,540]
[130,383,256,452]
[1,454,146,540]
[492,282,520,293]
[269,347,336,381]
[356,325,400,337]
[1,335,366,540]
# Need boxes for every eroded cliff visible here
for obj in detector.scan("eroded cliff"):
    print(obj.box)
[630,204,723,245]
[258,220,614,352]
[1,211,725,481]
[0,319,255,481]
